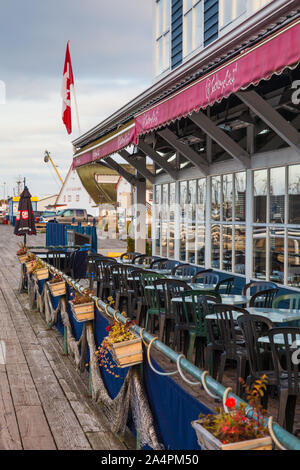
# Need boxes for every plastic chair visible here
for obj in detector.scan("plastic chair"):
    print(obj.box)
[191,271,219,285]
[120,252,141,261]
[237,314,276,407]
[180,291,215,367]
[141,272,166,333]
[215,276,235,294]
[97,259,117,299]
[242,281,277,296]
[150,257,168,269]
[206,304,250,396]
[171,263,197,277]
[174,290,221,357]
[273,294,300,310]
[268,327,300,432]
[153,278,190,346]
[249,288,279,308]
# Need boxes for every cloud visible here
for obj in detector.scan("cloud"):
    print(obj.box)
[0,0,153,196]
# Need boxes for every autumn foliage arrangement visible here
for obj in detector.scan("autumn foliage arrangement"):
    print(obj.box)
[70,289,94,305]
[199,375,269,445]
[95,297,138,378]
[49,274,64,284]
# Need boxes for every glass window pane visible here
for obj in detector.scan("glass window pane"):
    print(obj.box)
[180,181,187,261]
[197,178,206,221]
[220,0,232,27]
[161,185,168,257]
[269,228,284,284]
[165,0,171,29]
[211,224,221,269]
[187,181,196,263]
[223,225,232,271]
[288,165,300,224]
[253,227,267,280]
[235,172,246,222]
[197,225,205,266]
[223,174,233,221]
[270,167,285,224]
[288,229,300,287]
[155,186,161,253]
[235,225,245,274]
[211,176,221,221]
[253,169,267,223]
[164,31,170,70]
[194,2,202,49]
[184,11,193,56]
[169,182,175,258]
[184,0,193,13]
[236,0,246,18]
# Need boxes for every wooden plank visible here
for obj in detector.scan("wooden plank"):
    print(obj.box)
[15,405,56,450]
[0,370,22,450]
[6,364,41,407]
[86,431,127,451]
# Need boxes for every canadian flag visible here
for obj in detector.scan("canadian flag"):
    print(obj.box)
[61,41,74,134]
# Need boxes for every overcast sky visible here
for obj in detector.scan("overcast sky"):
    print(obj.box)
[0,0,152,198]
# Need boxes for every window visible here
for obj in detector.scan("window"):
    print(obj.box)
[183,0,203,58]
[253,0,270,12]
[76,194,80,202]
[219,0,246,28]
[156,0,171,75]
[211,172,246,273]
[68,195,72,202]
[252,164,300,286]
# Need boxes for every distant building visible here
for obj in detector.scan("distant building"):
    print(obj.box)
[37,194,58,212]
[55,166,98,217]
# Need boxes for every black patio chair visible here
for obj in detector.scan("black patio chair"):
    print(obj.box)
[215,276,235,294]
[268,327,300,433]
[205,304,250,396]
[171,263,197,277]
[97,258,117,299]
[150,257,168,269]
[237,314,276,407]
[191,271,219,285]
[120,252,141,261]
[153,278,190,346]
[242,281,277,296]
[249,288,279,308]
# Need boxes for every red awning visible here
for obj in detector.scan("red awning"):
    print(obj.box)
[135,19,300,137]
[73,125,135,169]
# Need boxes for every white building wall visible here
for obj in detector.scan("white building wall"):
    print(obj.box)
[56,169,99,217]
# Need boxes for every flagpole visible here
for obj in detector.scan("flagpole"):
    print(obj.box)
[67,40,81,136]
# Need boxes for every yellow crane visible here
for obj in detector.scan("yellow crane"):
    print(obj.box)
[44,150,64,185]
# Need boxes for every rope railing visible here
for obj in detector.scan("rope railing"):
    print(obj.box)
[29,258,300,451]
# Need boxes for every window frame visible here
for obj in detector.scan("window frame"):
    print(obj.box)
[183,0,203,59]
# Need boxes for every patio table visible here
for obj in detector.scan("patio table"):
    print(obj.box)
[258,334,300,346]
[172,294,250,306]
[206,307,300,324]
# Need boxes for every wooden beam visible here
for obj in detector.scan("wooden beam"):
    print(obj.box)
[98,158,138,186]
[118,149,155,184]
[236,90,300,154]
[190,111,251,168]
[137,139,178,180]
[258,112,300,153]
[157,128,208,176]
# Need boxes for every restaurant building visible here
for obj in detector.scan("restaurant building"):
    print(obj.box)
[72,0,300,290]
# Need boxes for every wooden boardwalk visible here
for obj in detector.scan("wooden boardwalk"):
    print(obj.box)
[0,226,129,450]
